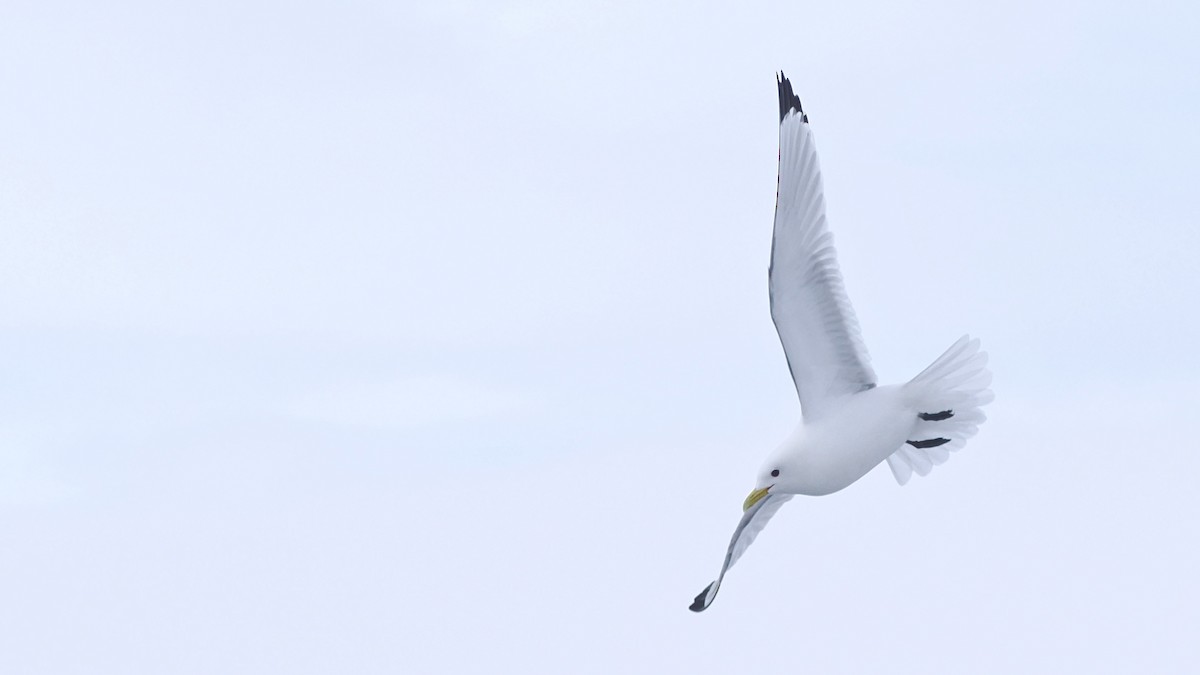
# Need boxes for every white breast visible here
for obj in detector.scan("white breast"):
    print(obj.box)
[785,386,915,495]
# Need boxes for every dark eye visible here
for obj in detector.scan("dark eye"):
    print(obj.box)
[770,469,780,478]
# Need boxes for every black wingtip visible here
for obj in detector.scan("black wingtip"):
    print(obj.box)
[689,582,716,612]
[919,410,954,422]
[777,72,807,124]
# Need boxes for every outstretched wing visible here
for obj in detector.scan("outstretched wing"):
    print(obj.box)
[769,74,876,421]
[689,493,793,612]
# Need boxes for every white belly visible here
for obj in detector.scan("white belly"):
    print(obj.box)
[788,385,915,495]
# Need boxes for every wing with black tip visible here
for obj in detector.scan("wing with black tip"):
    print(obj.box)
[769,73,876,421]
[689,493,792,612]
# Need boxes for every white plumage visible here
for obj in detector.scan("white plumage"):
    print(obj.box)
[690,74,993,613]
[769,98,876,422]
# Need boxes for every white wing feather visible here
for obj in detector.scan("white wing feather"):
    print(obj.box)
[689,493,793,612]
[769,91,876,421]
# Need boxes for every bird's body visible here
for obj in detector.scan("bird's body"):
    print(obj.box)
[689,74,993,612]
[768,385,914,496]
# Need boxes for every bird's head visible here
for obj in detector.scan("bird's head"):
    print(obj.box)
[743,454,798,511]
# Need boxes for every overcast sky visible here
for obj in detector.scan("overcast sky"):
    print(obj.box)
[2,1,1198,672]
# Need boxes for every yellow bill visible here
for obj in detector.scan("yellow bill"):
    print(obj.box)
[743,486,771,512]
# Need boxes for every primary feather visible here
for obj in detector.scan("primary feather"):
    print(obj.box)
[770,74,876,421]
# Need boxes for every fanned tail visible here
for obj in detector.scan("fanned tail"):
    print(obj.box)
[887,335,993,485]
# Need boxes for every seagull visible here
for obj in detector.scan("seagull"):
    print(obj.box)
[689,73,993,612]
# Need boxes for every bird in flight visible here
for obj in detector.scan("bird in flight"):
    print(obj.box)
[689,73,993,612]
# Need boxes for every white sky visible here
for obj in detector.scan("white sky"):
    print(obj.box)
[2,0,1199,672]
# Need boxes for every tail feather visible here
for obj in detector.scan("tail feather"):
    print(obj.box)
[886,335,993,486]
[923,444,951,465]
[911,335,974,381]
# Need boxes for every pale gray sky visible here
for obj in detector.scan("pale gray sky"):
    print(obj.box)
[2,1,1198,672]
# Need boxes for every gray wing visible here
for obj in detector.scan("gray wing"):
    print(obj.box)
[689,493,793,612]
[769,74,876,421]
